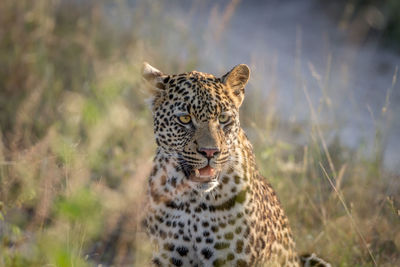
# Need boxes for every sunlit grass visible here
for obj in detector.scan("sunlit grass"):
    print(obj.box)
[0,0,399,266]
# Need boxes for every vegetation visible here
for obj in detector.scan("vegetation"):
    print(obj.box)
[0,0,399,266]
[322,0,400,47]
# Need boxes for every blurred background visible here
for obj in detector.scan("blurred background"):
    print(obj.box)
[0,0,399,266]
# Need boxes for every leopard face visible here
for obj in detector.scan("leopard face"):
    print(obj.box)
[143,63,249,192]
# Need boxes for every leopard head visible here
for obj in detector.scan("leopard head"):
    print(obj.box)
[142,63,250,192]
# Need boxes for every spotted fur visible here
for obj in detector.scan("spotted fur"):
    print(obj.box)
[141,63,330,267]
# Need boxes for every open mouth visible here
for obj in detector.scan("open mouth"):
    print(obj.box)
[190,165,218,183]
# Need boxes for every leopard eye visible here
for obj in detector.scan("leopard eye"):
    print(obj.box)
[178,115,192,124]
[218,114,230,123]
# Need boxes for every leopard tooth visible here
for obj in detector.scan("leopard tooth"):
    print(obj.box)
[194,169,200,177]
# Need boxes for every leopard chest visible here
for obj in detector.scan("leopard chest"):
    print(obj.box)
[146,185,270,266]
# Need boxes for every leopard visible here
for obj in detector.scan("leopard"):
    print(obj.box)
[141,62,330,267]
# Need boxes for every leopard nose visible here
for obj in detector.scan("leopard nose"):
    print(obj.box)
[197,147,220,159]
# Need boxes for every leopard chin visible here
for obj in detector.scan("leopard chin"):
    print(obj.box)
[195,179,219,193]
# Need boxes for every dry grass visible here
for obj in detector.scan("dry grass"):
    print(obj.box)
[0,0,399,266]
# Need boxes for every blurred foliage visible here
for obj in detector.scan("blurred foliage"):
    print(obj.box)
[323,0,400,47]
[0,0,399,266]
[356,0,400,46]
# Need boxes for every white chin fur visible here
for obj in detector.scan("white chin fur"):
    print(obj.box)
[199,181,219,192]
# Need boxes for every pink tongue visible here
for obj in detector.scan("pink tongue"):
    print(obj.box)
[199,165,215,176]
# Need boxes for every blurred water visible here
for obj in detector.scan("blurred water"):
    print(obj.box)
[131,0,400,171]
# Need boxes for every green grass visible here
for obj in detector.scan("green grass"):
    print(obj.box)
[0,0,399,266]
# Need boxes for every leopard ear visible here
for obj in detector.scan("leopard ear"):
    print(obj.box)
[221,64,250,107]
[142,62,168,91]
